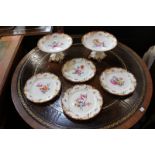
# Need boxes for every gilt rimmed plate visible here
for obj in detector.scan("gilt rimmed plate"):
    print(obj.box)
[62,85,103,120]
[82,31,117,52]
[24,73,61,103]
[37,33,73,53]
[62,58,96,82]
[100,68,137,96]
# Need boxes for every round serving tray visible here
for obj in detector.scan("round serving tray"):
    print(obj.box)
[11,40,152,128]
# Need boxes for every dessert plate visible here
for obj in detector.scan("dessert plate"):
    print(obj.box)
[100,68,137,96]
[24,72,61,103]
[62,58,96,82]
[62,85,103,120]
[37,33,73,53]
[82,31,117,52]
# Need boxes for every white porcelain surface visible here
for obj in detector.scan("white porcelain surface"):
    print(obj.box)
[24,73,61,103]
[62,85,103,120]
[100,68,137,96]
[37,33,73,53]
[82,31,117,52]
[62,58,96,82]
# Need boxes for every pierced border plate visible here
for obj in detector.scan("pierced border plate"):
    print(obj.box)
[62,58,96,82]
[82,31,117,52]
[37,33,73,53]
[62,84,103,120]
[24,72,61,103]
[100,67,137,96]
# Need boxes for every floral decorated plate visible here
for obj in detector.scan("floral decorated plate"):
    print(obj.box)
[100,68,137,96]
[62,85,103,120]
[37,33,73,53]
[82,31,117,52]
[24,73,61,103]
[62,58,96,82]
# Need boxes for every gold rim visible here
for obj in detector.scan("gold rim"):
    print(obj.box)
[24,72,61,103]
[81,31,118,51]
[37,33,73,53]
[61,84,103,120]
[100,67,137,96]
[62,58,96,83]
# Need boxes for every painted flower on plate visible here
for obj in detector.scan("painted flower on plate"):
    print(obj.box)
[110,76,125,86]
[48,41,63,49]
[73,65,84,76]
[93,39,104,47]
[36,83,50,94]
[75,94,91,110]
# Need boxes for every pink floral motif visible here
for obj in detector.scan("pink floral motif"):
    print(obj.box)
[73,65,84,76]
[48,41,63,49]
[75,94,91,110]
[36,83,50,94]
[93,39,104,47]
[110,76,125,86]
